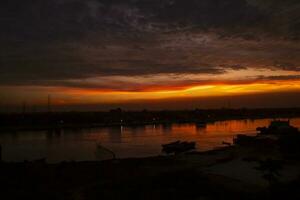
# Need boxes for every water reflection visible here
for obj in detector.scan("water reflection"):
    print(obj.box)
[108,127,122,143]
[0,118,299,163]
[162,124,172,133]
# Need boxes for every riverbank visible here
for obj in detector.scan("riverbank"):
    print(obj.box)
[1,141,300,200]
[2,108,300,132]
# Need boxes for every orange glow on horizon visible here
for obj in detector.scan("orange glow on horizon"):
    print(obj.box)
[58,79,300,94]
[1,79,300,106]
[52,79,300,104]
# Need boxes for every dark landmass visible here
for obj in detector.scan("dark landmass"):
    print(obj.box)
[1,117,300,199]
[0,156,251,200]
[1,145,300,200]
[1,108,300,132]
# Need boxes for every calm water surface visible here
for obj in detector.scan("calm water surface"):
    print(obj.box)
[1,118,300,163]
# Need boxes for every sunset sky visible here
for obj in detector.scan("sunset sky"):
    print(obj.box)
[1,0,300,111]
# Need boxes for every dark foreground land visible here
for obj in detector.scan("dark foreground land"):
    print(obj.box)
[1,108,300,132]
[1,141,300,200]
[1,109,300,199]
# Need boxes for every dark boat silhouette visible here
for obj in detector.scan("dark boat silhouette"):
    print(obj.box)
[162,141,196,154]
[234,120,300,147]
[257,120,299,135]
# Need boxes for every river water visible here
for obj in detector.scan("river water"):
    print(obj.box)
[1,118,300,163]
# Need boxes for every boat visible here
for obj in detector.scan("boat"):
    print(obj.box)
[233,134,257,145]
[256,120,299,135]
[233,134,276,147]
[162,140,196,154]
[222,141,232,146]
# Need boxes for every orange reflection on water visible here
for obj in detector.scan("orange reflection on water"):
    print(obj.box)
[1,118,300,162]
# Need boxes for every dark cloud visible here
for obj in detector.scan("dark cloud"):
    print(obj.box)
[1,0,299,41]
[255,75,300,81]
[0,0,300,87]
[0,41,225,86]
[273,61,300,71]
[220,64,247,70]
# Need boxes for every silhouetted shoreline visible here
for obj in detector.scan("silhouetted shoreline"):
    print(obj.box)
[1,108,300,132]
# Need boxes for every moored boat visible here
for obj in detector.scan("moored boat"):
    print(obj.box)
[162,140,196,154]
[257,120,299,135]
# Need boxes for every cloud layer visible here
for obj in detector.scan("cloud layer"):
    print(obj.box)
[1,0,300,91]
